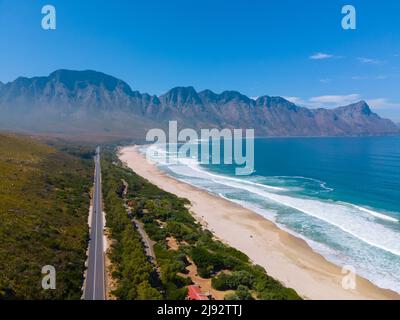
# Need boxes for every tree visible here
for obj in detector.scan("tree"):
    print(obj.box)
[136,281,163,300]
[236,285,254,300]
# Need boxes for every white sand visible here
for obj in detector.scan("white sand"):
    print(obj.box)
[118,146,399,300]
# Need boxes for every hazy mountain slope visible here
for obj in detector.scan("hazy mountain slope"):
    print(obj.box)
[0,70,159,139]
[0,70,398,138]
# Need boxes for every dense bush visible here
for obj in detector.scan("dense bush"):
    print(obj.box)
[211,271,254,290]
[0,135,93,299]
[166,221,199,242]
[224,285,254,300]
[190,247,226,277]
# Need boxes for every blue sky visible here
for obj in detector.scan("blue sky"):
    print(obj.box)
[1,0,400,120]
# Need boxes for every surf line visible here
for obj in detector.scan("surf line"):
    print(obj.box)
[145,120,255,176]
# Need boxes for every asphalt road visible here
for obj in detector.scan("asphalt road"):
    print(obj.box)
[84,147,105,300]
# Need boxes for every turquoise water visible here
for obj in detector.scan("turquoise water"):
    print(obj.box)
[142,136,400,293]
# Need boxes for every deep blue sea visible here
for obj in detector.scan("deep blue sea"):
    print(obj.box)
[141,136,400,293]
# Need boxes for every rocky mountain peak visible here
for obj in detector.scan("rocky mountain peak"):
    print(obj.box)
[198,89,219,103]
[160,86,201,105]
[255,96,298,110]
[218,90,251,103]
[0,69,399,137]
[336,100,373,116]
[48,69,133,94]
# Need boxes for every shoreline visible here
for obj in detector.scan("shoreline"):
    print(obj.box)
[118,145,399,300]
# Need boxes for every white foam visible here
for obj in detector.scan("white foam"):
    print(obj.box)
[146,144,400,257]
[351,205,398,223]
[215,180,400,256]
[175,156,287,191]
[218,193,278,221]
[141,143,400,293]
[273,175,334,192]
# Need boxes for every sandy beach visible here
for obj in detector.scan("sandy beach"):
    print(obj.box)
[119,145,399,300]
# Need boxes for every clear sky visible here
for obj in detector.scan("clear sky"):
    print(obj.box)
[1,0,400,121]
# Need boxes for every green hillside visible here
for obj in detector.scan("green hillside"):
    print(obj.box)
[0,134,93,299]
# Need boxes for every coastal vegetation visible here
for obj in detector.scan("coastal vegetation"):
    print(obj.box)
[101,155,162,300]
[0,133,301,300]
[102,149,300,300]
[0,134,93,299]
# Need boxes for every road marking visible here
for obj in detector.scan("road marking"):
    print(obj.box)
[85,151,104,300]
[100,167,105,300]
[93,157,98,299]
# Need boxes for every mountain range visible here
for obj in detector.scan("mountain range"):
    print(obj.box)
[0,69,398,139]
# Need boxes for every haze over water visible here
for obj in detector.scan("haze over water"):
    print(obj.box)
[143,136,400,293]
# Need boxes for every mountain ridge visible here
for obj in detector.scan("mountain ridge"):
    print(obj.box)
[0,69,399,138]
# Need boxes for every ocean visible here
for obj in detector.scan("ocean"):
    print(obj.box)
[141,136,400,293]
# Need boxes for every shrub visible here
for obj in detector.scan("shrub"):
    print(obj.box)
[211,271,254,291]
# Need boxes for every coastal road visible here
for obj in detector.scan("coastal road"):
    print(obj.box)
[132,218,157,265]
[122,180,158,269]
[84,147,105,300]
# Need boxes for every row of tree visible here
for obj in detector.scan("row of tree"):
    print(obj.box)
[101,155,162,300]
